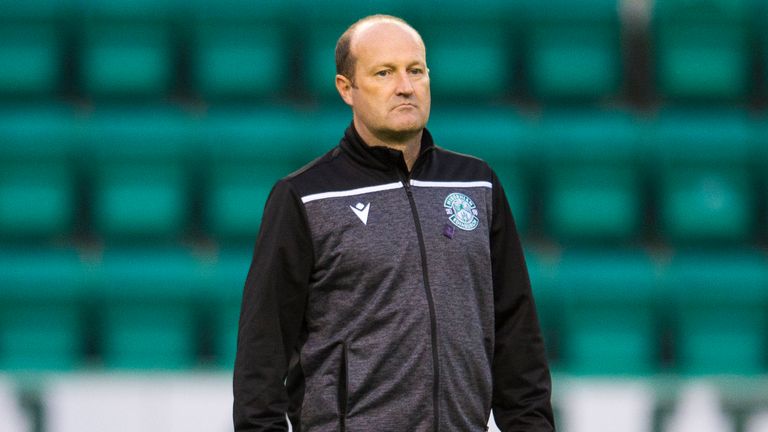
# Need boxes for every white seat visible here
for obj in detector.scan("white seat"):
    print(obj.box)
[0,376,31,432]
[746,411,768,432]
[44,374,232,432]
[560,380,655,432]
[664,382,734,432]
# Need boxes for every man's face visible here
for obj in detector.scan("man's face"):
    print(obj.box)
[337,21,431,143]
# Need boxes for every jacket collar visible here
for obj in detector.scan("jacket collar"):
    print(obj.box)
[340,123,436,173]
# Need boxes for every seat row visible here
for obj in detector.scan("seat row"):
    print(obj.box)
[1,105,767,245]
[1,0,767,103]
[0,246,765,375]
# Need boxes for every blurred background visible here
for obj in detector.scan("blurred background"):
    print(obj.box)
[1,0,767,430]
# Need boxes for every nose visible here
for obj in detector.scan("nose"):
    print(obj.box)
[394,71,415,96]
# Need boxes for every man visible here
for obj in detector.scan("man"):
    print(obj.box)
[234,15,554,432]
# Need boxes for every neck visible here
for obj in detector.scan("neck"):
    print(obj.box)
[354,121,423,171]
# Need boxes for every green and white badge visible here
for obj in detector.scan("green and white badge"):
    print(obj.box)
[444,192,479,231]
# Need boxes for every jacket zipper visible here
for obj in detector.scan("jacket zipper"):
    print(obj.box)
[401,174,441,432]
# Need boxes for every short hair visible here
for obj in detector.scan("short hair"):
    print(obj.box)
[335,14,417,81]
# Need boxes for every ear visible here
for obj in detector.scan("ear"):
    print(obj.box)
[335,74,354,106]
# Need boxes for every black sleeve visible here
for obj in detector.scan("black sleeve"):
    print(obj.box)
[489,171,555,431]
[233,180,313,431]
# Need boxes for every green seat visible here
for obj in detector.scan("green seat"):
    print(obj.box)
[664,250,768,375]
[189,0,290,100]
[428,107,533,233]
[94,248,204,369]
[762,3,768,99]
[524,248,561,369]
[557,249,659,375]
[522,0,623,101]
[650,109,754,244]
[0,248,85,370]
[79,0,177,99]
[298,0,410,100]
[415,1,518,101]
[0,106,75,239]
[537,109,642,243]
[201,248,251,368]
[759,117,768,234]
[82,107,194,241]
[201,107,336,241]
[0,0,69,96]
[652,0,753,101]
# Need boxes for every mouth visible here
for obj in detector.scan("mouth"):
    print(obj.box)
[393,103,417,110]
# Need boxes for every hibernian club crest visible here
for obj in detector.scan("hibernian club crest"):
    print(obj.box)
[444,192,479,231]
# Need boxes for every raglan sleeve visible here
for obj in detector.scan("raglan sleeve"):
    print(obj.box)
[489,170,556,432]
[233,179,313,431]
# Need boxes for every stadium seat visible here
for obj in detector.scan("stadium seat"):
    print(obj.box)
[664,250,768,375]
[0,0,68,97]
[82,107,194,241]
[0,248,85,370]
[762,3,768,99]
[522,0,624,101]
[44,375,233,431]
[0,105,76,240]
[651,0,753,102]
[427,107,533,233]
[557,249,659,375]
[536,109,643,243]
[414,0,519,101]
[201,107,343,241]
[524,248,561,368]
[649,109,755,244]
[298,0,410,100]
[94,248,204,369]
[189,0,291,100]
[0,378,30,432]
[757,116,768,236]
[79,0,177,99]
[201,249,251,368]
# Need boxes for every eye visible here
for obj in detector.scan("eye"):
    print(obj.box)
[375,70,391,77]
[409,67,424,75]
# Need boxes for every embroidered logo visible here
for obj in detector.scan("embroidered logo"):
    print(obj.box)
[350,202,370,225]
[444,192,479,231]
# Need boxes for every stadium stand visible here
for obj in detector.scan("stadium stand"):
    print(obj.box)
[201,248,251,368]
[199,106,344,241]
[415,0,519,102]
[0,248,85,371]
[557,249,659,375]
[78,0,178,99]
[93,247,203,369]
[664,250,768,375]
[0,105,76,240]
[536,109,643,243]
[81,106,195,241]
[523,249,561,369]
[188,0,291,101]
[0,0,767,429]
[649,108,756,244]
[522,0,624,102]
[651,0,753,102]
[0,0,68,98]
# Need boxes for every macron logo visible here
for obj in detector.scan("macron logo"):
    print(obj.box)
[350,202,370,225]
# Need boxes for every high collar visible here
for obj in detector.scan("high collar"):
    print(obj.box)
[340,123,436,174]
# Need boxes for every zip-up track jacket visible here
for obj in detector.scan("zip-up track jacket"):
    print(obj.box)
[234,125,554,432]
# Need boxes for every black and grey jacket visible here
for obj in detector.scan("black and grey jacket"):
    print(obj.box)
[233,125,554,432]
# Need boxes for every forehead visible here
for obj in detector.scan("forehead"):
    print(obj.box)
[351,21,426,66]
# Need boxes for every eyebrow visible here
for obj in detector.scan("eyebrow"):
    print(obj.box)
[369,61,425,71]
